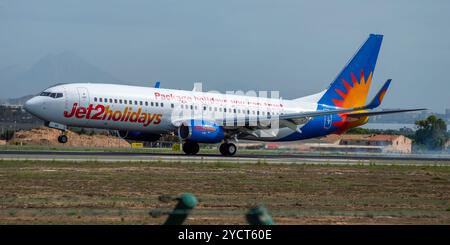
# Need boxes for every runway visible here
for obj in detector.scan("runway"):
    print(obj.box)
[1,150,449,165]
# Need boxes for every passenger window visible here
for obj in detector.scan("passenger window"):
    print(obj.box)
[134,101,137,105]
[114,99,118,103]
[99,98,103,102]
[161,103,164,107]
[190,105,193,110]
[203,106,207,110]
[94,97,97,102]
[151,102,154,106]
[129,100,132,104]
[124,100,127,104]
[139,101,143,106]
[155,102,159,107]
[104,98,107,102]
[171,103,174,108]
[145,102,148,106]
[109,99,113,103]
[119,99,123,104]
[224,108,227,112]
[234,109,236,113]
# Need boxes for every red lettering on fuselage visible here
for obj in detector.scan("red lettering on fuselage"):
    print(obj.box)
[91,104,105,120]
[75,107,86,118]
[63,103,162,127]
[64,103,78,118]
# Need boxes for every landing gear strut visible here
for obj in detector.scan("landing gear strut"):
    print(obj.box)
[182,141,199,155]
[219,142,237,156]
[57,134,68,144]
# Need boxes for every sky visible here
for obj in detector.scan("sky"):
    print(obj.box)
[1,0,449,112]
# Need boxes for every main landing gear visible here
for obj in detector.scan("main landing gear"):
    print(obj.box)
[181,141,237,156]
[182,141,200,155]
[219,142,237,156]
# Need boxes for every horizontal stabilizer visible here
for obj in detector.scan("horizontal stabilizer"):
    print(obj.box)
[366,79,391,109]
[348,108,427,118]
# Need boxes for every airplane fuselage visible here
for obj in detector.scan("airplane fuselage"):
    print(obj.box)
[25,83,352,142]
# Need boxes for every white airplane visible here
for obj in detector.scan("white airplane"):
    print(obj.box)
[24,34,424,156]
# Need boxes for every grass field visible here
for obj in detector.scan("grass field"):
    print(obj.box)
[0,159,449,224]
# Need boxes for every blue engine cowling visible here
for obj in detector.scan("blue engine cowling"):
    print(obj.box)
[117,130,161,142]
[178,120,224,143]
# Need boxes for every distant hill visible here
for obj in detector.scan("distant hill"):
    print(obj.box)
[3,95,34,105]
[0,51,120,98]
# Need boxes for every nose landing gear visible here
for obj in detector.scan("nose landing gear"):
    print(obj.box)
[57,134,68,144]
[219,142,237,156]
[45,121,69,144]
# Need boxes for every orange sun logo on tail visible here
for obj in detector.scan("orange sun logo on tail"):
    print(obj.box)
[332,70,372,108]
[332,70,372,133]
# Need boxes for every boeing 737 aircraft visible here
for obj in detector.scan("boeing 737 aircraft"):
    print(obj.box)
[24,34,425,156]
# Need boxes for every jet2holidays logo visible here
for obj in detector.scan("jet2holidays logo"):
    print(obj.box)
[63,103,162,127]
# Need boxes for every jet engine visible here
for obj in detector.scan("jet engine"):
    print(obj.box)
[178,120,224,143]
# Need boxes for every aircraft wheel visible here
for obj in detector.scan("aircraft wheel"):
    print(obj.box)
[219,143,227,155]
[58,135,68,144]
[219,143,237,156]
[191,142,199,155]
[182,141,199,155]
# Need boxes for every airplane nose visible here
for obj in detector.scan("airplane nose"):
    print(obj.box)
[24,97,42,116]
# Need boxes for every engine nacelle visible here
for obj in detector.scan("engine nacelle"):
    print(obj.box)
[178,120,224,143]
[117,130,161,142]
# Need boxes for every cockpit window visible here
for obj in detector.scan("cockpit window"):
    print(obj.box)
[40,92,63,98]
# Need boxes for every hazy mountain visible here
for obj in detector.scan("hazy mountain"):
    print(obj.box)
[0,52,120,98]
[3,95,34,106]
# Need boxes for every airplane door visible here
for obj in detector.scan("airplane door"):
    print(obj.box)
[63,86,77,111]
[77,87,90,107]
[75,87,90,127]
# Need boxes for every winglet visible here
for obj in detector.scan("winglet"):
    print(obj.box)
[154,81,161,88]
[365,79,391,109]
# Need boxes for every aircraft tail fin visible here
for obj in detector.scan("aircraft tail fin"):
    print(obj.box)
[317,34,383,109]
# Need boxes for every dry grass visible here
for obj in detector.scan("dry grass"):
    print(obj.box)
[0,160,449,224]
